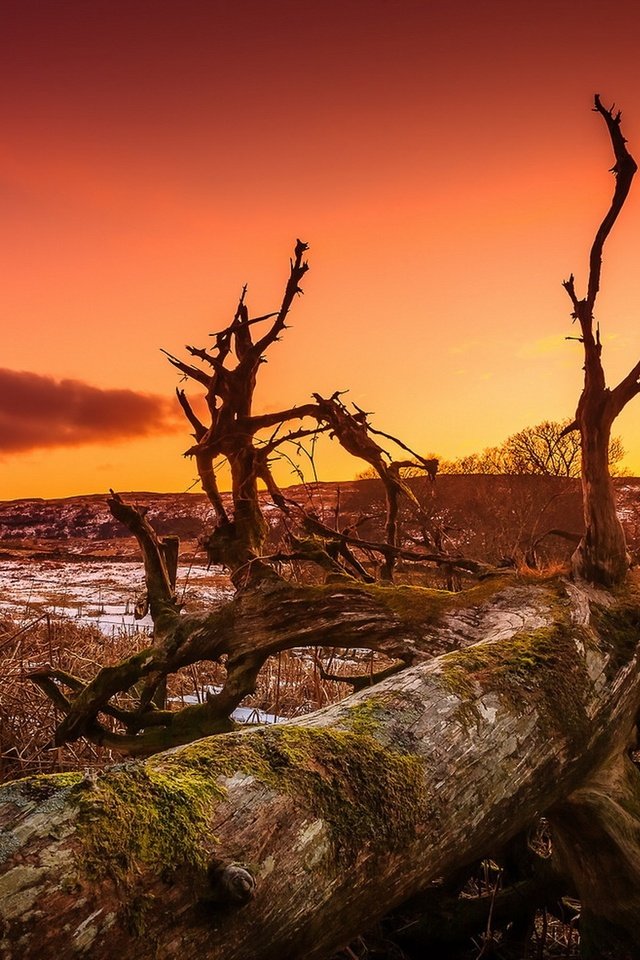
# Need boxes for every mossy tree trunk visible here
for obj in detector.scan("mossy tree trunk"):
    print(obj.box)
[3,576,640,960]
[30,567,507,756]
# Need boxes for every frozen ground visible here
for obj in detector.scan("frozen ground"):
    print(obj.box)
[0,557,282,724]
[0,556,234,636]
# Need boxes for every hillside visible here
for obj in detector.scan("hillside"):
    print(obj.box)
[1,475,639,566]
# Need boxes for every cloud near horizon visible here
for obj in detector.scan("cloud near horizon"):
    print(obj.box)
[0,369,183,454]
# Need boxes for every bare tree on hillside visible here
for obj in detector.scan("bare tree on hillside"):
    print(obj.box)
[159,243,442,585]
[438,418,625,478]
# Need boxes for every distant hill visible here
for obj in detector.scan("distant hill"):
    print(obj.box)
[1,476,639,567]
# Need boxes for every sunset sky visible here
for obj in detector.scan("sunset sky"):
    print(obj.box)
[4,0,640,499]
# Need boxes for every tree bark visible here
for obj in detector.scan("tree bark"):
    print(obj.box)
[2,575,640,960]
[573,411,629,586]
[551,752,640,959]
[30,574,512,755]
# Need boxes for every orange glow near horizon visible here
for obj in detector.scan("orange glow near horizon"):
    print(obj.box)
[4,1,640,499]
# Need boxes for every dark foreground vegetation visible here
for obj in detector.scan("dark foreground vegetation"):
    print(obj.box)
[3,95,640,960]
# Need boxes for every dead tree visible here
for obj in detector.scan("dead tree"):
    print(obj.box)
[164,238,317,583]
[28,243,456,753]
[309,393,439,579]
[5,96,640,960]
[563,95,639,586]
[161,240,438,587]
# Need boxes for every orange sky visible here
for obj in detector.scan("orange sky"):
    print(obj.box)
[4,0,640,499]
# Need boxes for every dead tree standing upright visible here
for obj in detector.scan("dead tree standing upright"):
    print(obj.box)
[563,95,639,585]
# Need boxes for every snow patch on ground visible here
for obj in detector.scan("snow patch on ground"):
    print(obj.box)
[0,558,233,636]
[0,558,280,726]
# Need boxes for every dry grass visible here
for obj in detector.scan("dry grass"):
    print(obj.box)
[331,855,581,960]
[515,561,571,581]
[330,908,581,960]
[0,610,373,782]
[0,613,143,780]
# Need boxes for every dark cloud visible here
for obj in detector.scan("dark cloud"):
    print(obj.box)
[0,369,182,453]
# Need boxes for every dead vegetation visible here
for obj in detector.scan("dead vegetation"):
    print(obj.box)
[0,611,376,781]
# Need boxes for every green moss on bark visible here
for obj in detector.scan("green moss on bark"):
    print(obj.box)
[281,576,512,627]
[258,726,428,854]
[169,726,428,859]
[344,696,388,736]
[37,723,427,891]
[2,771,83,802]
[373,576,513,623]
[71,763,226,884]
[436,620,591,740]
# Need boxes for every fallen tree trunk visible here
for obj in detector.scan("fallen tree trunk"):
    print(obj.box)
[2,574,640,959]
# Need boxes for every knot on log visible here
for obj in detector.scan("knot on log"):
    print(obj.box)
[80,768,99,790]
[206,862,256,906]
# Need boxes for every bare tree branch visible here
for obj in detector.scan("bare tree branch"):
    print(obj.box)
[106,492,179,622]
[609,359,640,420]
[562,95,638,583]
[588,95,638,309]
[175,388,207,440]
[208,310,278,341]
[161,350,212,386]
[248,239,309,360]
[247,403,322,432]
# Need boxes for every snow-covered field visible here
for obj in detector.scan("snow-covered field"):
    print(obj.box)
[0,557,284,725]
[0,557,234,636]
